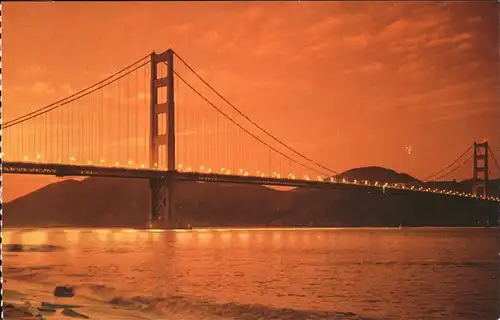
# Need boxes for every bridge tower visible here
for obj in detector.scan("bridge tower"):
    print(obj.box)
[472,141,489,199]
[149,49,177,229]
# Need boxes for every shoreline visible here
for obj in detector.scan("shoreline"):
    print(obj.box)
[3,279,151,320]
[3,225,499,231]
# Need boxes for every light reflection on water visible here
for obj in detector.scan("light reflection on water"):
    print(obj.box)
[3,227,498,320]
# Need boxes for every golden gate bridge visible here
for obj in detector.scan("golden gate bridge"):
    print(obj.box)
[2,48,500,229]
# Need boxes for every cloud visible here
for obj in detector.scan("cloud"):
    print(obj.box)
[200,30,221,44]
[244,6,264,20]
[359,62,384,74]
[424,32,474,48]
[379,19,412,40]
[171,22,193,33]
[10,80,59,96]
[396,61,428,78]
[253,80,277,88]
[344,62,384,75]
[60,83,75,95]
[456,42,473,52]
[427,100,500,123]
[252,40,284,57]
[374,8,458,59]
[304,41,332,55]
[304,16,341,35]
[466,16,482,24]
[341,33,370,48]
[390,77,498,114]
[31,81,55,95]
[17,65,46,78]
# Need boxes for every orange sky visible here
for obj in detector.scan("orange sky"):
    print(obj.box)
[3,1,499,201]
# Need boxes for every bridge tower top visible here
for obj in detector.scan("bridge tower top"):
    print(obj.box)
[472,141,489,198]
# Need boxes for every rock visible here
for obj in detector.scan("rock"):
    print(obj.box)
[4,307,33,317]
[6,244,24,252]
[3,303,38,318]
[24,301,45,319]
[62,308,90,319]
[38,306,57,313]
[41,301,82,309]
[54,286,75,297]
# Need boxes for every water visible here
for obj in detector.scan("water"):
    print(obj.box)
[3,227,499,319]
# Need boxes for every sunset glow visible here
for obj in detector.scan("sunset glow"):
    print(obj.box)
[2,2,499,201]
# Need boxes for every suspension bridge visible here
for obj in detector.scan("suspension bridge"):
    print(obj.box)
[2,48,500,229]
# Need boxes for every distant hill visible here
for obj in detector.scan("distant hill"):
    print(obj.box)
[4,167,499,228]
[3,177,299,228]
[334,166,420,184]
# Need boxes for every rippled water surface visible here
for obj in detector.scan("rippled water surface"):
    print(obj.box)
[3,227,499,319]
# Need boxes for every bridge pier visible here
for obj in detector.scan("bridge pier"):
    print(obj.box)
[149,175,177,229]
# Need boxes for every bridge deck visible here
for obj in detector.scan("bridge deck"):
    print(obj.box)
[3,161,499,202]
